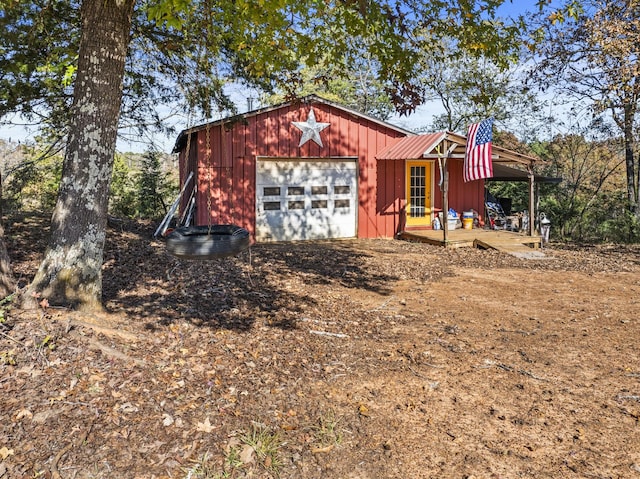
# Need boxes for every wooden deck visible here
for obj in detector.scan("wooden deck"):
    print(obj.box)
[399,228,545,258]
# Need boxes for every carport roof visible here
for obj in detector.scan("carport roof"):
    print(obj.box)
[375,131,539,166]
[375,132,562,183]
[491,163,561,184]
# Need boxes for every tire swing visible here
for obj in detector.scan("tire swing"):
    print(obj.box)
[166,224,250,260]
[165,121,250,260]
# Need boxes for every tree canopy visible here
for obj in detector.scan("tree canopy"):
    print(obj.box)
[1,0,528,132]
[529,0,640,214]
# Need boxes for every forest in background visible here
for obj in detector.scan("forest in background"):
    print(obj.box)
[0,139,177,222]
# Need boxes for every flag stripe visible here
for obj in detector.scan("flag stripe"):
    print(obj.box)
[464,118,494,182]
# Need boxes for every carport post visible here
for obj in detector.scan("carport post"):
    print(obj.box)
[438,141,457,244]
[442,162,449,242]
[528,165,535,237]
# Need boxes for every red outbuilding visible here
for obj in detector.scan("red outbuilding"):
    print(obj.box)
[171,95,538,242]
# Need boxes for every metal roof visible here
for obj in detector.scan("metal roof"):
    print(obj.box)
[376,131,540,166]
[375,133,445,160]
[490,163,562,184]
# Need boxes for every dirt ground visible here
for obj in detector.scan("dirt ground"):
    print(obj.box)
[1,214,640,479]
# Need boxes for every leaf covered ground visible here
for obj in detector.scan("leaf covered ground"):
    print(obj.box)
[1,213,640,478]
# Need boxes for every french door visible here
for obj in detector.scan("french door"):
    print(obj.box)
[405,160,433,227]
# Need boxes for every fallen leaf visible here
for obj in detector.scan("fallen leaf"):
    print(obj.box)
[119,403,139,413]
[14,409,33,421]
[162,413,174,427]
[33,408,63,424]
[239,444,255,464]
[196,417,215,433]
[48,395,65,404]
[0,447,14,459]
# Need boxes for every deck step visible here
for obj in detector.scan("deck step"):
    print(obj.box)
[399,229,545,259]
[474,239,548,259]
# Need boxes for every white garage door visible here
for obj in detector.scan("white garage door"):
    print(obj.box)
[256,158,358,242]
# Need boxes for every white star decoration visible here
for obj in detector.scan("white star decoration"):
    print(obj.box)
[292,109,330,147]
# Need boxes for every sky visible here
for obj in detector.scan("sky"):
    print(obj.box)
[0,0,559,154]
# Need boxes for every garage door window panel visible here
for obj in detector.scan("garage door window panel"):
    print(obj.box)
[263,187,281,196]
[263,201,281,211]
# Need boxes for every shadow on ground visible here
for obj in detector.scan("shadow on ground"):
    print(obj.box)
[99,221,400,331]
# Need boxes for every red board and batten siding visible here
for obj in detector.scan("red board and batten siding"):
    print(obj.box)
[183,100,407,240]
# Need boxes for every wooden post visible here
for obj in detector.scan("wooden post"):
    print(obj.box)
[528,165,535,237]
[437,141,449,244]
[437,140,458,245]
[442,165,449,243]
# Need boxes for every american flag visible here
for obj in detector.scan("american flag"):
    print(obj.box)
[464,117,494,182]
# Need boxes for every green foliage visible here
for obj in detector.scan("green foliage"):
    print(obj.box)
[1,142,176,219]
[136,149,177,219]
[489,128,640,244]
[0,294,14,325]
[0,0,80,132]
[533,131,635,243]
[2,0,529,135]
[109,150,177,219]
[2,144,63,212]
[179,425,284,478]
[542,188,640,244]
[310,409,343,449]
[487,181,529,215]
[421,49,548,137]
[109,153,138,218]
[597,202,640,243]
[265,61,395,120]
[181,452,222,479]
[528,0,640,213]
[241,424,283,473]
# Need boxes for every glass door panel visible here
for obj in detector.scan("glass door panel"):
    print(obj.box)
[406,161,433,227]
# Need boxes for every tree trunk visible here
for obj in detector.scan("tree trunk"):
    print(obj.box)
[24,0,135,311]
[0,221,15,299]
[0,174,16,298]
[622,105,637,214]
